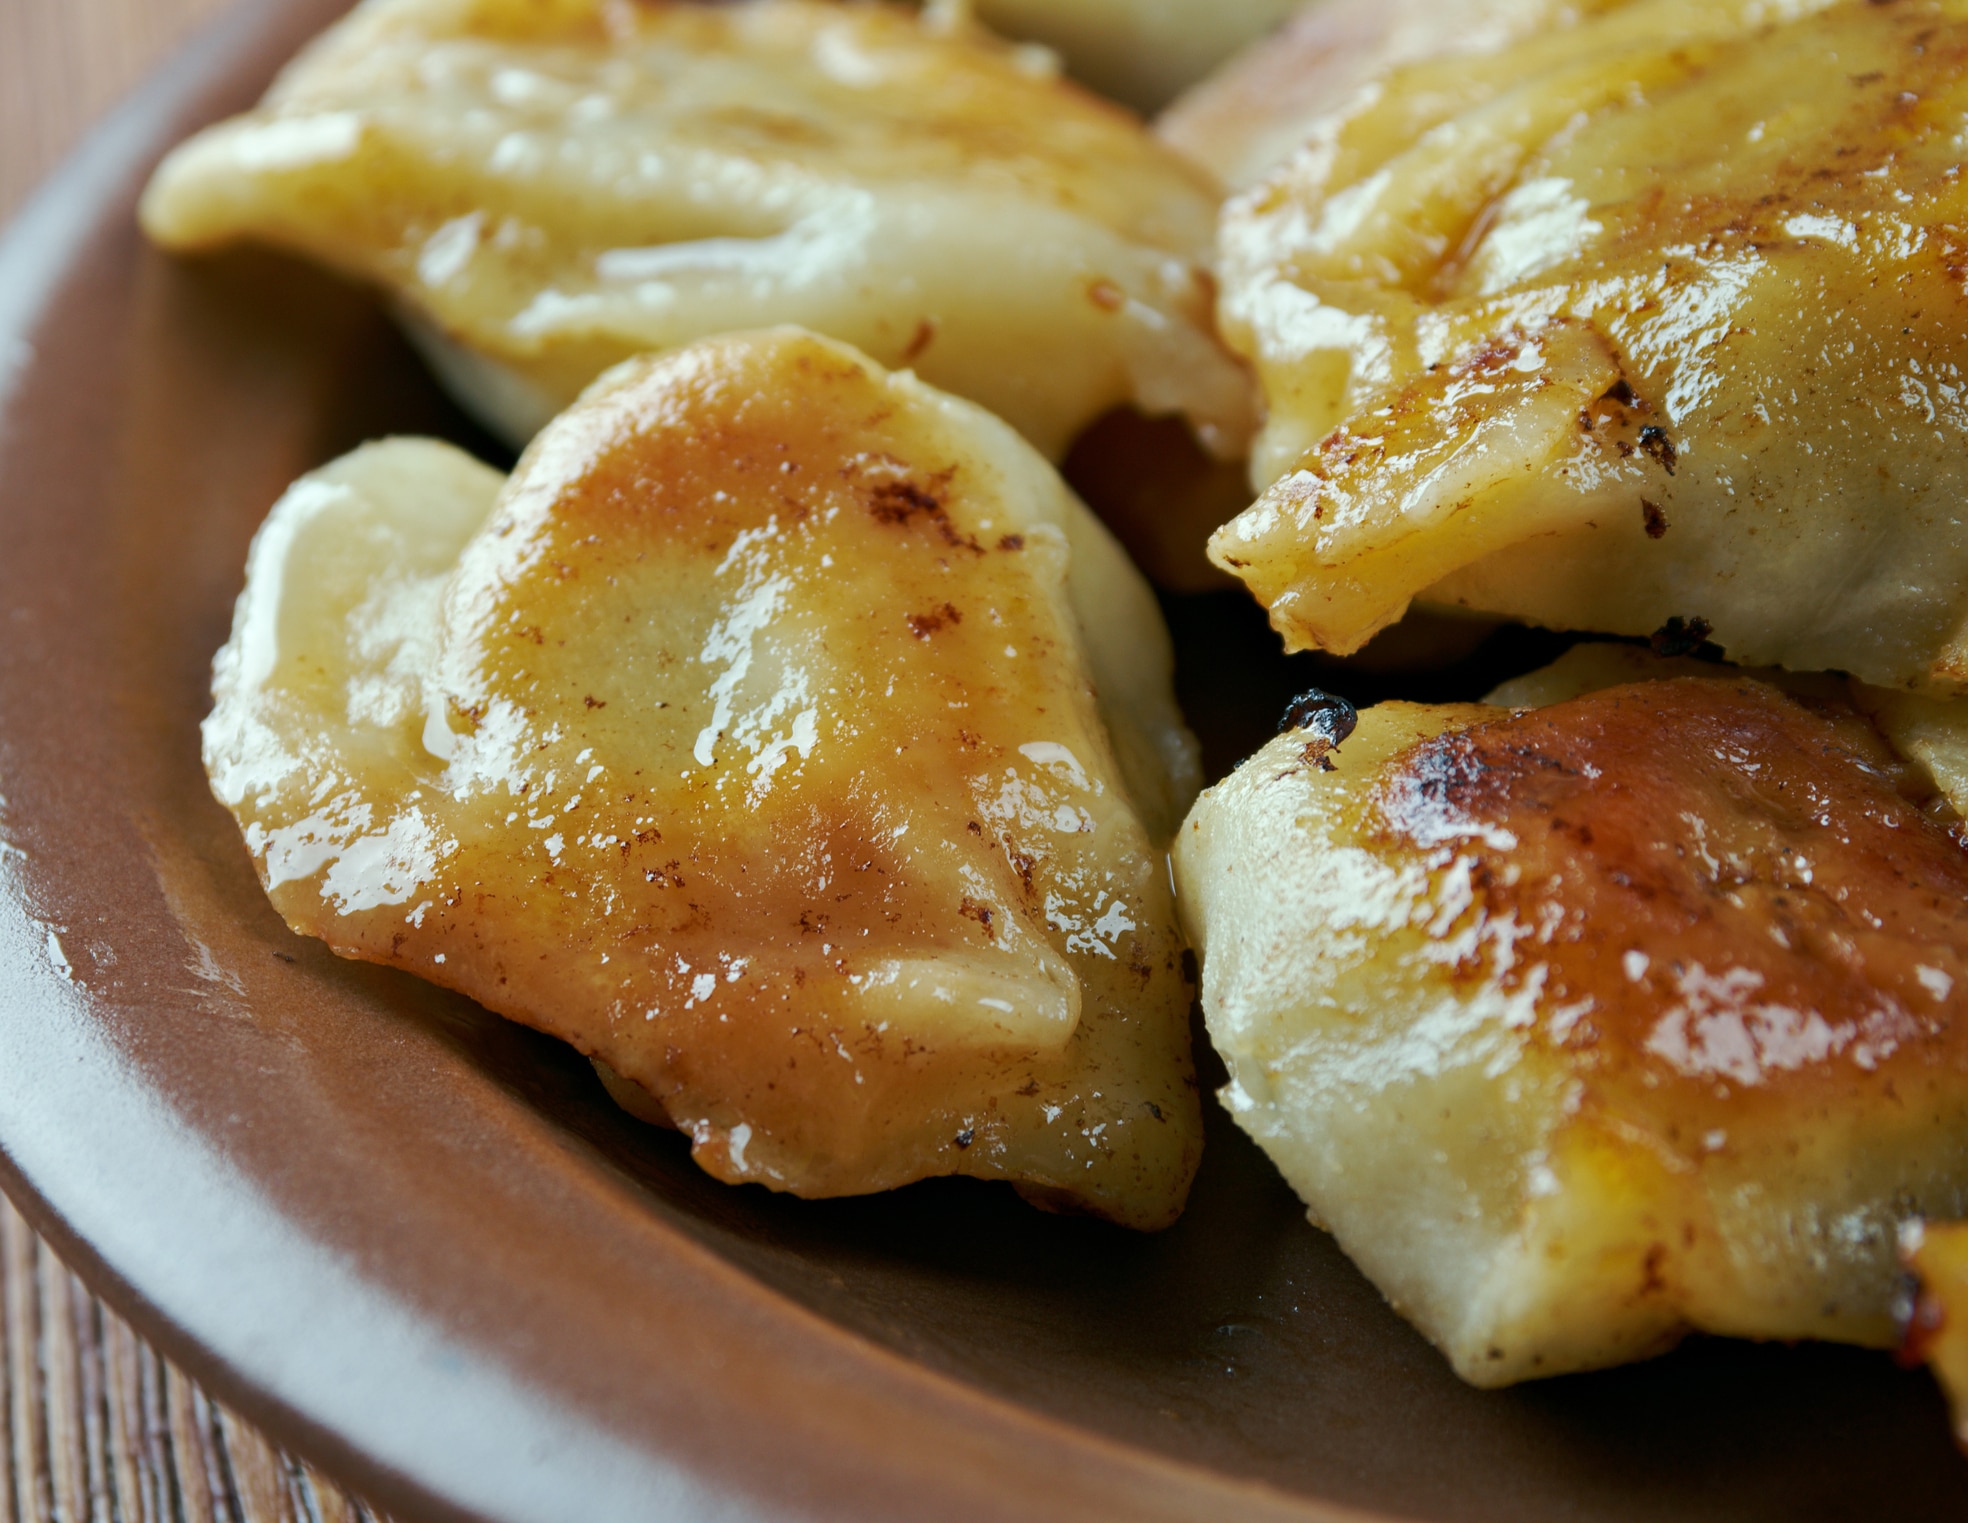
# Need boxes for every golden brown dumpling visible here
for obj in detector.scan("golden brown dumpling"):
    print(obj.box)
[142,0,1252,463]
[204,327,1204,1228]
[1174,649,1968,1382]
[1208,0,1968,693]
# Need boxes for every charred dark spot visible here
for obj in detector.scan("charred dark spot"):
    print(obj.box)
[1180,946,1199,991]
[1604,378,1638,407]
[959,895,995,937]
[868,478,946,526]
[907,603,963,639]
[1279,688,1359,771]
[1650,615,1716,658]
[953,1128,975,1150]
[865,470,979,551]
[583,695,607,709]
[1641,498,1669,539]
[996,534,1024,552]
[1638,425,1678,475]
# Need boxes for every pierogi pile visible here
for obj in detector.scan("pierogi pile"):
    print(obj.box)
[155,0,1968,1409]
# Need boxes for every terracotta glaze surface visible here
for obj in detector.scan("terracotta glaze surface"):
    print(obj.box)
[1,2,1967,1520]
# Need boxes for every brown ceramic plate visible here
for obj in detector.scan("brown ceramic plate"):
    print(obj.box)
[1,3,1963,1520]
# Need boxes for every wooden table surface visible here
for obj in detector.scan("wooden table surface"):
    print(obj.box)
[1,2,385,1518]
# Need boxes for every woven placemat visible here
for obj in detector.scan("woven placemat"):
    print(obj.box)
[1,1194,385,1523]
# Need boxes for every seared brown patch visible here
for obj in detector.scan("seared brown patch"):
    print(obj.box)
[1368,679,1968,1118]
[862,467,980,552]
[868,476,946,527]
[907,603,963,639]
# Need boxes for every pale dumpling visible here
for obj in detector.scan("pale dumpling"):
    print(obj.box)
[1208,0,1968,693]
[141,0,1253,463]
[204,327,1204,1229]
[1174,647,1968,1382]
[951,0,1302,113]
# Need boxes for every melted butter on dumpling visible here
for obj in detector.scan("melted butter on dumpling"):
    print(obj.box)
[205,327,1204,1229]
[1208,0,1968,691]
[140,0,1252,464]
[1175,650,1968,1382]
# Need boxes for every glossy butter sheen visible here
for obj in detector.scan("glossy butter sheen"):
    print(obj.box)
[1211,0,1968,690]
[1176,671,1968,1383]
[139,0,1253,461]
[203,328,1203,1229]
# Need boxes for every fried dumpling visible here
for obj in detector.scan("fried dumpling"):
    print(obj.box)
[1208,0,1968,693]
[1173,648,1968,1382]
[141,0,1252,464]
[204,327,1204,1229]
[949,0,1302,113]
[1900,1219,1968,1449]
[1159,0,1564,190]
